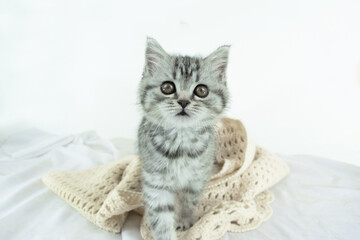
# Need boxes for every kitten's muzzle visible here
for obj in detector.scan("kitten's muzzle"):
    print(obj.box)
[177,110,189,116]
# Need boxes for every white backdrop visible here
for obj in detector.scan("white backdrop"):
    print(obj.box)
[1,0,359,166]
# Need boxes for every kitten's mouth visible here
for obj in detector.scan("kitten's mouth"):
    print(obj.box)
[176,110,189,117]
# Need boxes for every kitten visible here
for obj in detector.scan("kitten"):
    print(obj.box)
[138,37,230,240]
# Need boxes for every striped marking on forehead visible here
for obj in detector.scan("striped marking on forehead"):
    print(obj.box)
[173,56,201,82]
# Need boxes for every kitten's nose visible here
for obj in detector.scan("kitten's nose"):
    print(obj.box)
[177,100,190,109]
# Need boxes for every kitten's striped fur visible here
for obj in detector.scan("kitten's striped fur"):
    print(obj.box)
[138,38,230,240]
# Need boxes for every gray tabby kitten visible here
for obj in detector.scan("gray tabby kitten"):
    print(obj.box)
[138,37,230,240]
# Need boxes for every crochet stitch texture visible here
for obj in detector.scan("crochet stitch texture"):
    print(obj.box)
[42,118,289,239]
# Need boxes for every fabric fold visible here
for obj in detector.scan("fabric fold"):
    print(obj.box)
[1,129,74,160]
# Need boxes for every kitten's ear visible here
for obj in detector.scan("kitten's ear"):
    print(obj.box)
[205,45,230,82]
[145,37,169,76]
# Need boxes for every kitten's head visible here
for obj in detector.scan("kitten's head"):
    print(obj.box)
[139,37,230,128]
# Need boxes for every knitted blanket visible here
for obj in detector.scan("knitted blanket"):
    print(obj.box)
[42,118,289,240]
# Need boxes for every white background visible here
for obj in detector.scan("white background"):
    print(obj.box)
[1,0,359,166]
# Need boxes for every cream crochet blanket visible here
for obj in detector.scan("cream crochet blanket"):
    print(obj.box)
[42,118,289,240]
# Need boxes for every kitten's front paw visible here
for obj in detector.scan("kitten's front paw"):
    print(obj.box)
[175,218,194,231]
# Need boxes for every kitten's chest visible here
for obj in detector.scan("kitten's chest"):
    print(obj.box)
[153,128,208,152]
[141,124,215,188]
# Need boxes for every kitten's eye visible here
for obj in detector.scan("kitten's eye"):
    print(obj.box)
[160,81,176,95]
[194,84,209,98]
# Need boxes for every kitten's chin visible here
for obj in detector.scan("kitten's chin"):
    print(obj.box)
[162,112,196,128]
[170,117,195,127]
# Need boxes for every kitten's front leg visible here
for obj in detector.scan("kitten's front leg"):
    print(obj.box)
[175,183,205,231]
[143,180,177,240]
